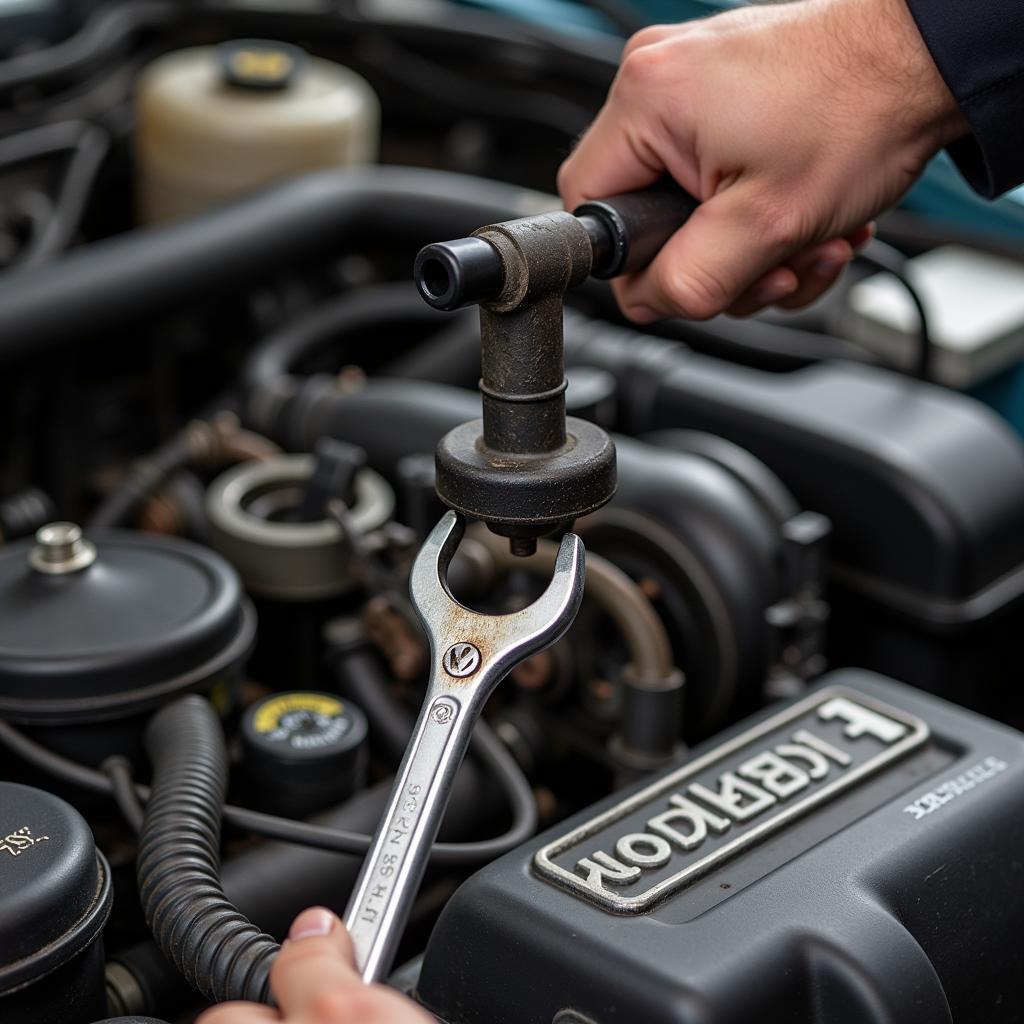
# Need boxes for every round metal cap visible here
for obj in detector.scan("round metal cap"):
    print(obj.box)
[0,530,253,723]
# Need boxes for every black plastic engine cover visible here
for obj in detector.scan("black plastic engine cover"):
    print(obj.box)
[417,671,1024,1023]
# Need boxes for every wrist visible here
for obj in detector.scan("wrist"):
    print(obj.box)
[824,0,968,152]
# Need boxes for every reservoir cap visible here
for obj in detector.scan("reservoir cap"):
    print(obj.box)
[0,526,253,724]
[241,691,368,815]
[0,782,112,994]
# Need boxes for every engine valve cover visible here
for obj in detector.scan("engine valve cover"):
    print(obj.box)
[416,671,1024,1024]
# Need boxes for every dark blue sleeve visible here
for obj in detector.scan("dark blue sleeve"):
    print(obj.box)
[905,0,1024,197]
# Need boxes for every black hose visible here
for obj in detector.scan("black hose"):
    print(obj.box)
[0,2,176,95]
[20,123,110,264]
[136,696,279,1005]
[107,761,499,1020]
[87,433,192,528]
[0,166,545,365]
[331,646,415,762]
[241,283,455,395]
[377,311,480,386]
[0,714,535,865]
[102,754,145,833]
[0,120,92,167]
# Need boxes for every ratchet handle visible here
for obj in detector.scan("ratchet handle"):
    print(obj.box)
[343,691,471,983]
[574,177,700,279]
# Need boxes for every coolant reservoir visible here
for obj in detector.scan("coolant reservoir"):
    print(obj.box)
[135,40,379,222]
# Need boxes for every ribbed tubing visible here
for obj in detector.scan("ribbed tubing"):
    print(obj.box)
[136,696,279,1004]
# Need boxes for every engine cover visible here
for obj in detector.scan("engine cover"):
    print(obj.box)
[416,671,1024,1023]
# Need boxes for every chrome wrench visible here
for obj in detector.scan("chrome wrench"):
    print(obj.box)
[344,509,585,982]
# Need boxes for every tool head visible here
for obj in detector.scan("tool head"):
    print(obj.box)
[410,511,586,691]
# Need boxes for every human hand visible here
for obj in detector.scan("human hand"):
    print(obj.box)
[196,907,435,1024]
[558,0,968,321]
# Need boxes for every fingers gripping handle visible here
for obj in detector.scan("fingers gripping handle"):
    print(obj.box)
[575,177,701,279]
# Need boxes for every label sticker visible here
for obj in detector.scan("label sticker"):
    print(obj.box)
[534,687,929,913]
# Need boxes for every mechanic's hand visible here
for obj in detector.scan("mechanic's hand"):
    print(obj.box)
[558,0,968,321]
[196,907,434,1024]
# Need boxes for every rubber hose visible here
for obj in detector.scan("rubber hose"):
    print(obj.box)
[136,696,279,1005]
[241,283,455,395]
[88,433,192,529]
[469,524,674,679]
[0,167,549,364]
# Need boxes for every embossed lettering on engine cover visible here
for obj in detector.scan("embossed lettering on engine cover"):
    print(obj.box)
[533,687,929,913]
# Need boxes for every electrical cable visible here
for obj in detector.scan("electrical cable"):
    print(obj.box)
[19,122,109,264]
[853,239,934,381]
[88,433,193,529]
[102,755,146,833]
[0,120,110,264]
[0,714,536,866]
[0,2,177,95]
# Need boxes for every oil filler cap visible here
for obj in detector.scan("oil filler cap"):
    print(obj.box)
[0,524,254,724]
[0,783,112,1016]
[241,691,368,816]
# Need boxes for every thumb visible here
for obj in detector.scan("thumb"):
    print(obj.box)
[269,907,361,1015]
[614,184,800,322]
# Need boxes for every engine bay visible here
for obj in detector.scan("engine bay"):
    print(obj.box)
[2,4,1024,1023]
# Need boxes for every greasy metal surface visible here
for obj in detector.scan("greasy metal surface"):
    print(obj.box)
[430,210,616,540]
[343,510,586,983]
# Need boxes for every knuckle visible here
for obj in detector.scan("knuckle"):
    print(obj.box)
[656,264,726,321]
[748,194,805,252]
[622,24,669,58]
[617,45,670,92]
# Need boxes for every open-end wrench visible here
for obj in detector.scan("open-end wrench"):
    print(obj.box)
[344,509,585,982]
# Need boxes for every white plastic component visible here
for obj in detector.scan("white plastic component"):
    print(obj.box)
[134,44,380,223]
[844,245,1024,388]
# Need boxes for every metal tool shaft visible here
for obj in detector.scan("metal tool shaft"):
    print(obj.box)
[344,510,585,981]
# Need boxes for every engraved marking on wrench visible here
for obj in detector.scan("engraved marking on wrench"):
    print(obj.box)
[443,642,481,677]
[356,696,459,927]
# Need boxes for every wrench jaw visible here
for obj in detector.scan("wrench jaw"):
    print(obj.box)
[409,509,466,620]
[410,510,587,702]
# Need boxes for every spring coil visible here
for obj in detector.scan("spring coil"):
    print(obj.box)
[136,696,279,1004]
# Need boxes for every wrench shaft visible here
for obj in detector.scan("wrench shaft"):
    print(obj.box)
[346,692,472,981]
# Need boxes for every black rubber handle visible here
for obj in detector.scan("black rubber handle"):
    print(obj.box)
[413,179,700,310]
[574,177,700,279]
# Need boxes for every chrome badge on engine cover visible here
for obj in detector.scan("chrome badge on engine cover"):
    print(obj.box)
[533,687,929,913]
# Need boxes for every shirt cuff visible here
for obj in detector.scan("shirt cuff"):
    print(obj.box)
[904,0,1024,198]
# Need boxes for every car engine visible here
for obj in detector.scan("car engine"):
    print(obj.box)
[2,4,1024,1023]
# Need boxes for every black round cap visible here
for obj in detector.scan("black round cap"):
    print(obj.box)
[0,783,112,993]
[241,691,368,807]
[0,529,253,723]
[219,40,305,91]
